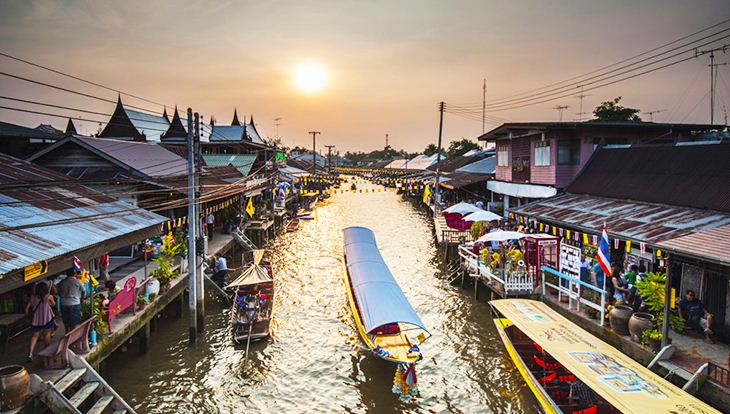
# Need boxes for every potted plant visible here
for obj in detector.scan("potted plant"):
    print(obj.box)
[641,329,664,352]
[136,295,149,310]
[149,233,181,291]
[635,272,685,333]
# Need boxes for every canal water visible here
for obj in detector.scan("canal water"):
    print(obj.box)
[102,180,540,413]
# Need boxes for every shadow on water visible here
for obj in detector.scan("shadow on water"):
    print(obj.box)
[101,182,540,413]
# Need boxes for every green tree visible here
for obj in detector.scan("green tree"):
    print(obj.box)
[446,138,479,157]
[591,97,642,122]
[423,144,439,156]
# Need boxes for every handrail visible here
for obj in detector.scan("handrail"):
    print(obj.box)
[708,362,730,386]
[541,266,607,295]
[540,265,607,327]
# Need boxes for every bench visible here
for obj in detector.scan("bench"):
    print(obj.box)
[102,277,137,333]
[37,317,94,369]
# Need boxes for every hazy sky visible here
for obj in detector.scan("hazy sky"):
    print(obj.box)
[1,1,728,152]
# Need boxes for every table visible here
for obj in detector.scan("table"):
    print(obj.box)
[0,313,29,353]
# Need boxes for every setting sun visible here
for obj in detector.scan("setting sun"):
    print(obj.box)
[293,62,327,93]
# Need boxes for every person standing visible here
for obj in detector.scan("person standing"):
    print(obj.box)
[25,282,56,361]
[213,254,228,288]
[207,213,215,240]
[57,272,85,333]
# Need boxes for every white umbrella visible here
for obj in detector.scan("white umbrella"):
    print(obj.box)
[442,202,480,215]
[463,210,502,222]
[477,230,526,243]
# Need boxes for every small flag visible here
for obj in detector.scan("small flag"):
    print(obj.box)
[614,239,619,249]
[625,240,631,253]
[640,242,646,254]
[246,197,255,217]
[422,185,431,204]
[73,256,82,273]
[566,230,571,239]
[597,224,612,277]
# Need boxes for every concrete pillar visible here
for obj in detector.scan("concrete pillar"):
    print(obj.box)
[503,195,510,218]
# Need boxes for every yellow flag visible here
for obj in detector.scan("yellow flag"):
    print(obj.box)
[422,185,431,204]
[625,240,631,253]
[246,197,255,217]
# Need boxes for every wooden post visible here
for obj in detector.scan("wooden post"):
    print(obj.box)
[139,322,150,354]
[661,253,672,348]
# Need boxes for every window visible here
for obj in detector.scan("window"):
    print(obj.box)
[557,139,580,165]
[497,145,509,167]
[534,141,550,166]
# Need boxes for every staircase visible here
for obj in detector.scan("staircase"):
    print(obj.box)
[232,228,256,251]
[30,350,136,414]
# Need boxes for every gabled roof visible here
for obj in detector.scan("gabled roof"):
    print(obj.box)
[98,97,169,142]
[0,153,166,276]
[64,118,77,136]
[210,125,245,141]
[160,107,188,141]
[232,109,241,126]
[567,142,730,213]
[0,121,59,140]
[29,136,188,179]
[406,153,444,170]
[427,153,488,172]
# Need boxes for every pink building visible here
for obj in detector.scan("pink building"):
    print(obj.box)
[477,121,721,215]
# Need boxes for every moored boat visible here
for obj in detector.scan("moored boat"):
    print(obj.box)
[285,218,300,232]
[227,250,275,344]
[490,299,720,414]
[342,226,429,400]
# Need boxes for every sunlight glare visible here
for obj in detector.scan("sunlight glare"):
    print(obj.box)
[293,62,327,93]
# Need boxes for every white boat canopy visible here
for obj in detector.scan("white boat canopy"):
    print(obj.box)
[226,250,272,288]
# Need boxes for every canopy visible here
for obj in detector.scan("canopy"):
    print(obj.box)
[226,250,272,288]
[477,230,526,242]
[463,210,502,222]
[442,202,481,214]
[491,299,720,414]
[343,226,428,335]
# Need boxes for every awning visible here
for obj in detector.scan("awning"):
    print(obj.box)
[227,250,272,287]
[491,299,720,414]
[343,227,428,334]
[487,180,557,198]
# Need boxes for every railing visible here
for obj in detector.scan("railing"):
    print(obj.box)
[541,266,608,326]
[442,230,474,244]
[708,362,730,387]
[458,246,534,296]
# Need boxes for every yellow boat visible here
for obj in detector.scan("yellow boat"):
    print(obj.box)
[491,299,720,414]
[342,226,429,364]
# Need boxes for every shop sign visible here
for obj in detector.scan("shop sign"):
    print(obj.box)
[559,243,581,281]
[23,260,48,281]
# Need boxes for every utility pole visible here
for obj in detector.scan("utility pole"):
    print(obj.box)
[186,108,197,344]
[708,53,728,124]
[574,85,590,121]
[325,145,335,172]
[274,117,282,138]
[553,105,569,122]
[385,133,389,148]
[194,112,204,333]
[482,78,487,134]
[308,131,320,175]
[434,102,444,217]
[642,109,666,122]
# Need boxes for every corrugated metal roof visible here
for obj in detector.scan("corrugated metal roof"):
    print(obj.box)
[383,159,405,169]
[439,172,490,189]
[406,154,443,170]
[567,142,730,213]
[0,154,166,275]
[427,153,487,172]
[454,156,496,174]
[657,224,730,266]
[512,193,730,246]
[76,136,188,178]
[202,154,256,176]
[210,125,244,141]
[245,124,265,144]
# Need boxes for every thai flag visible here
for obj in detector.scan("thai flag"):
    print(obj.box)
[597,224,612,276]
[72,256,82,273]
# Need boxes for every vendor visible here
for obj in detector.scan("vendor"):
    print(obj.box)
[678,290,714,340]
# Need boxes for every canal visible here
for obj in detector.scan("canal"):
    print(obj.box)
[102,180,540,413]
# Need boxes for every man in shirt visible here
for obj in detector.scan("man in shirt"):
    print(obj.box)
[57,272,85,333]
[212,254,228,288]
[592,262,605,289]
[678,290,714,340]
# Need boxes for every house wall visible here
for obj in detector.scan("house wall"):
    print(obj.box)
[530,136,557,185]
[496,143,512,182]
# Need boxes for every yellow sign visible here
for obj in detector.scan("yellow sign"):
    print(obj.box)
[24,260,48,281]
[246,197,255,217]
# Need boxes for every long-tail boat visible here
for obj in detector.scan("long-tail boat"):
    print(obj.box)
[227,250,275,344]
[490,299,720,414]
[342,226,430,400]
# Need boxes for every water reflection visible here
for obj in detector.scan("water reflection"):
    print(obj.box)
[102,182,540,413]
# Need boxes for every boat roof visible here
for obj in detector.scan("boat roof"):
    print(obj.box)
[226,250,272,287]
[490,299,720,414]
[343,226,428,335]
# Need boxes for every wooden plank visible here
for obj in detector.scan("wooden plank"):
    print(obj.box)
[55,368,87,393]
[87,395,114,414]
[69,382,99,407]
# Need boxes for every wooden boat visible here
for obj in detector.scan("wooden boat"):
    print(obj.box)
[227,250,275,344]
[285,218,300,232]
[490,299,720,414]
[343,226,429,399]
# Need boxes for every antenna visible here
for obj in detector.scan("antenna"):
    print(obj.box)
[274,117,282,138]
[482,78,487,133]
[385,133,389,148]
[574,85,591,121]
[553,105,569,122]
[642,109,667,122]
